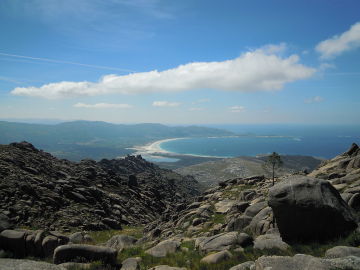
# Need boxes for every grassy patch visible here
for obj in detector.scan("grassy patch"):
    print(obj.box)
[87,230,123,245]
[88,226,143,244]
[115,240,294,270]
[290,230,360,257]
[221,184,254,199]
[210,213,226,225]
[120,225,144,239]
[115,231,360,269]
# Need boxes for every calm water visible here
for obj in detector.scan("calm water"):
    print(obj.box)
[160,124,360,159]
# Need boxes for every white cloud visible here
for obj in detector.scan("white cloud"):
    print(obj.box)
[189,107,204,111]
[316,22,360,59]
[229,106,245,113]
[258,43,287,54]
[304,96,324,104]
[11,44,315,99]
[73,102,133,109]
[152,101,181,107]
[319,63,335,71]
[192,98,210,104]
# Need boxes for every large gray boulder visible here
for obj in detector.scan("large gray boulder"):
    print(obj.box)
[25,233,37,257]
[348,193,360,210]
[121,257,141,270]
[200,250,232,264]
[0,258,66,270]
[34,230,46,257]
[229,261,255,270]
[225,202,267,232]
[42,236,60,257]
[253,234,289,251]
[106,234,137,251]
[0,230,27,257]
[147,266,186,270]
[0,214,12,232]
[325,246,360,258]
[145,240,181,258]
[244,202,267,218]
[68,232,91,244]
[195,232,252,252]
[225,215,253,232]
[215,199,237,214]
[268,176,357,242]
[247,207,273,236]
[255,254,360,270]
[53,244,117,265]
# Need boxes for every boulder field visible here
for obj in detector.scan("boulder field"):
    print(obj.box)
[0,141,200,231]
[0,142,360,269]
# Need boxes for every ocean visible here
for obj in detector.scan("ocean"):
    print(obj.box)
[159,124,360,159]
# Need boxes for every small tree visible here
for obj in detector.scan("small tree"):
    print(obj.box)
[265,152,283,186]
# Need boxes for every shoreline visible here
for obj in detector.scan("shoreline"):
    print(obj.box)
[129,137,228,159]
[129,137,187,155]
[127,135,329,162]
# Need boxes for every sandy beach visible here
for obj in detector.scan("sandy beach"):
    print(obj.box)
[129,137,187,157]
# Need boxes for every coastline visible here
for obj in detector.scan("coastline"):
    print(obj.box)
[129,135,301,160]
[129,137,227,159]
[130,137,187,156]
[128,134,336,162]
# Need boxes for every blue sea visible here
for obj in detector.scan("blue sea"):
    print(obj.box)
[159,124,360,159]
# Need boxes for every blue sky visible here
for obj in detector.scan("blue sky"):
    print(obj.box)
[0,0,360,124]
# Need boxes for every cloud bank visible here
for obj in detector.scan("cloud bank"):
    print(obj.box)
[304,96,324,104]
[11,46,315,99]
[152,101,181,107]
[229,106,245,113]
[316,22,360,59]
[74,102,133,109]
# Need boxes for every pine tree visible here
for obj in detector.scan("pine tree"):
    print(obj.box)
[265,152,283,186]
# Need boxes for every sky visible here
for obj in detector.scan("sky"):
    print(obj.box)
[0,0,360,125]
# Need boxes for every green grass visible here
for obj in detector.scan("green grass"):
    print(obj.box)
[87,225,143,244]
[120,225,144,239]
[290,230,360,257]
[221,184,254,199]
[210,213,226,225]
[116,241,203,269]
[114,240,293,270]
[113,231,360,270]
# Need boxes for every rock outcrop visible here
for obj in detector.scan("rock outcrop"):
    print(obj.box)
[195,232,252,252]
[325,246,360,258]
[53,244,117,265]
[309,143,360,213]
[0,258,67,270]
[0,229,69,258]
[268,176,357,242]
[254,254,360,270]
[0,142,200,231]
[106,234,137,252]
[145,240,181,258]
[200,250,233,264]
[253,234,289,251]
[1,142,360,270]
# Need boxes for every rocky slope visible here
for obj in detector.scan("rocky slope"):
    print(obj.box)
[134,143,360,269]
[1,143,360,270]
[146,144,360,242]
[309,143,360,213]
[0,142,200,232]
